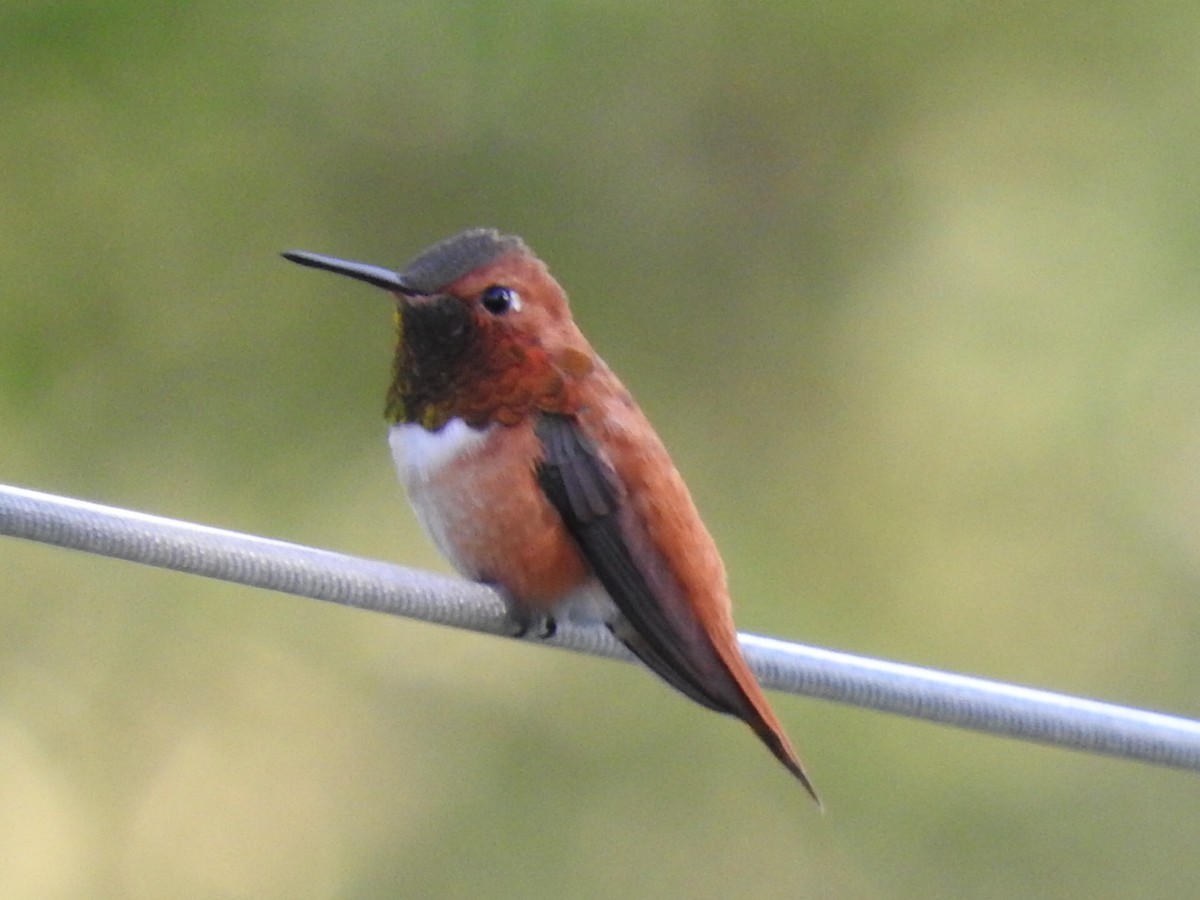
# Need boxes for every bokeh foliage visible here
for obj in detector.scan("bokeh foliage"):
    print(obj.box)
[3,2,1200,897]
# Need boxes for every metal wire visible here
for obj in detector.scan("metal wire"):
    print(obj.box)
[2,482,1199,773]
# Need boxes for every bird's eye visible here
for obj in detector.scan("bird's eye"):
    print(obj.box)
[480,285,520,315]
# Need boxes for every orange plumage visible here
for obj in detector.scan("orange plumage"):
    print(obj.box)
[283,230,819,803]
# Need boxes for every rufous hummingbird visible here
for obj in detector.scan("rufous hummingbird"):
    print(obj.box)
[282,229,818,802]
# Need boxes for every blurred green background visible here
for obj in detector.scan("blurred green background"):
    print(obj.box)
[3,2,1200,897]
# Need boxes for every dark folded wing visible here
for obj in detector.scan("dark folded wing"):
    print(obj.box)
[534,413,741,715]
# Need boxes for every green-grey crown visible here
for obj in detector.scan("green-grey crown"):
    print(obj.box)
[400,228,528,294]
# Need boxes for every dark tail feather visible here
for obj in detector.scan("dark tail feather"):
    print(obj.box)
[746,717,823,808]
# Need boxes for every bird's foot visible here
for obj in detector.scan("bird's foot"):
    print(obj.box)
[487,584,557,639]
[507,607,558,640]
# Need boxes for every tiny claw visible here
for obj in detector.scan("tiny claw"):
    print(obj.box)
[507,609,533,638]
[492,586,557,639]
[509,609,557,640]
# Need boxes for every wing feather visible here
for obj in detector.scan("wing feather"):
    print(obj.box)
[534,413,744,715]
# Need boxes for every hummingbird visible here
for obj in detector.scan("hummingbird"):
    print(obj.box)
[282,229,819,802]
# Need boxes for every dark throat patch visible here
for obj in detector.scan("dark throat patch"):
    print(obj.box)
[386,295,477,428]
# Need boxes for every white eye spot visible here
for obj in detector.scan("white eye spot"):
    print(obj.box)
[480,285,520,315]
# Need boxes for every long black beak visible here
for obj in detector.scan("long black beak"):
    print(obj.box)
[281,250,420,295]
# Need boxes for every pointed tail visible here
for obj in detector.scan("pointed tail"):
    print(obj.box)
[744,711,822,808]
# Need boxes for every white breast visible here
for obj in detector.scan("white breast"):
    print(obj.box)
[388,419,491,485]
[387,419,493,576]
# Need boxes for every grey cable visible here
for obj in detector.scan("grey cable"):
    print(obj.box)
[2,482,1198,773]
